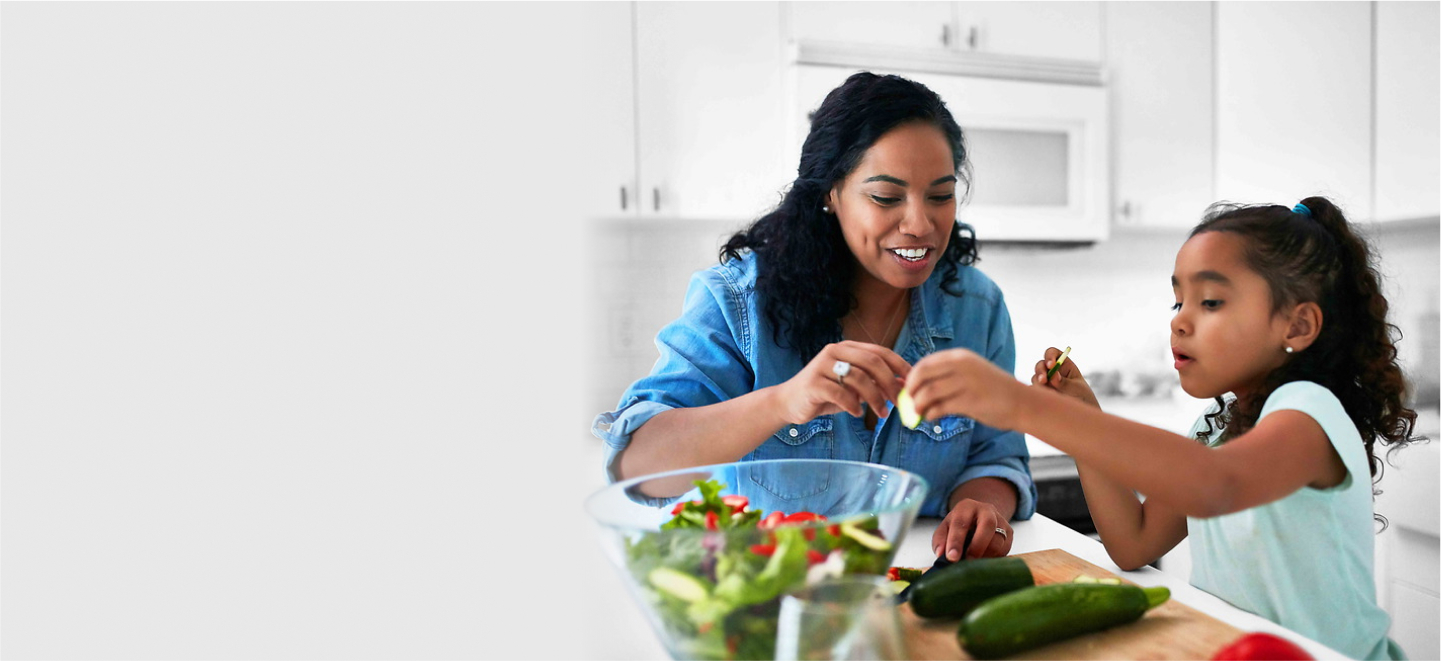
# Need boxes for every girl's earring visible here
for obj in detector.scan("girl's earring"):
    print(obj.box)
[1284,346,1294,354]
[822,205,831,213]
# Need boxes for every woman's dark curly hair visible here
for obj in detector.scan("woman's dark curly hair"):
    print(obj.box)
[1189,196,1419,525]
[720,72,978,361]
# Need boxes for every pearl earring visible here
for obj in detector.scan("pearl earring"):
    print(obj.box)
[1285,346,1294,354]
[822,205,831,213]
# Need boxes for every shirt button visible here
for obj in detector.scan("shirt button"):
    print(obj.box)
[789,428,799,438]
[933,425,943,434]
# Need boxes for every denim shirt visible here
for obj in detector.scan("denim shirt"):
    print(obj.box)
[591,253,1036,520]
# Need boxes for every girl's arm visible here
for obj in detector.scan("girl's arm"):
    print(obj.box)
[1016,390,1342,518]
[1075,463,1189,570]
[908,350,1344,520]
[1027,348,1186,569]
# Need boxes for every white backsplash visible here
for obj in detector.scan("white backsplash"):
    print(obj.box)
[586,218,1441,428]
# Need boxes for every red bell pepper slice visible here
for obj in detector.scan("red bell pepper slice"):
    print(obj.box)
[782,511,820,524]
[670,499,702,515]
[806,549,827,565]
[704,510,719,531]
[759,511,784,530]
[721,494,748,512]
[749,543,776,556]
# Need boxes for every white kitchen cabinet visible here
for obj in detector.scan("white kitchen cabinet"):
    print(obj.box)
[579,5,637,221]
[1106,2,1215,229]
[788,1,955,50]
[788,2,1101,63]
[958,2,1101,62]
[1374,1,1440,223]
[1374,439,1440,660]
[633,2,789,221]
[1216,2,1372,217]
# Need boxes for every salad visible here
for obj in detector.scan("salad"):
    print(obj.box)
[623,479,896,660]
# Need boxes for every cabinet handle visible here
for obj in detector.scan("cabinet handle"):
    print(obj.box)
[941,25,950,47]
[653,188,660,212]
[967,26,978,49]
[620,187,628,211]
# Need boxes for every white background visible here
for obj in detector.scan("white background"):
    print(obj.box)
[4,3,1436,660]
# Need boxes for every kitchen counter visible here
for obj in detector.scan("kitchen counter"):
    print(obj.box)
[895,514,1349,660]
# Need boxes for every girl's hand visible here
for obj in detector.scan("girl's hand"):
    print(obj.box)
[932,498,1014,561]
[773,341,911,424]
[1031,346,1101,409]
[906,348,1028,430]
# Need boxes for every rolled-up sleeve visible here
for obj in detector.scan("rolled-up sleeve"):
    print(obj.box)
[948,288,1036,520]
[591,266,755,483]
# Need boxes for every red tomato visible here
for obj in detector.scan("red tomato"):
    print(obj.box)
[1211,633,1314,661]
[721,495,749,511]
[806,550,827,565]
[749,544,776,556]
[704,511,719,531]
[759,511,785,530]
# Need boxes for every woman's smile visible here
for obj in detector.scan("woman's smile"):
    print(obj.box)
[889,245,934,271]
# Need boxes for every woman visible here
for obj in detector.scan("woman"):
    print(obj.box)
[592,72,1035,562]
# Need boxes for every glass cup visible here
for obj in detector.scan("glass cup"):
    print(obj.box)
[775,575,907,661]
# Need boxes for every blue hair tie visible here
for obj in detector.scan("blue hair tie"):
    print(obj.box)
[1292,203,1312,218]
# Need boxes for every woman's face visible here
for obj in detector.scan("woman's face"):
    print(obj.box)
[827,121,957,292]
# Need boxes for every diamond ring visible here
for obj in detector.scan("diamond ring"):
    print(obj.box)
[832,360,851,386]
[995,527,1008,538]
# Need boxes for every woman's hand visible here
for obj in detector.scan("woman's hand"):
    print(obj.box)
[1030,346,1101,409]
[772,341,911,424]
[906,348,1029,430]
[932,498,1013,561]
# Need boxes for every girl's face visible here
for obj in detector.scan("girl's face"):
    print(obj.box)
[1170,232,1293,400]
[827,122,957,292]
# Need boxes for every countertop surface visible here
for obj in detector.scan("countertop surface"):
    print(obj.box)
[896,515,1349,660]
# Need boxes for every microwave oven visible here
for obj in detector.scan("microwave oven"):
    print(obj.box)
[792,64,1109,243]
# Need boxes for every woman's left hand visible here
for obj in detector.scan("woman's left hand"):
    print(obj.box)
[932,498,1013,561]
[906,348,1029,430]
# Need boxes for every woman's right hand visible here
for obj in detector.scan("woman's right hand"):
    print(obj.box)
[1031,346,1100,409]
[773,341,911,424]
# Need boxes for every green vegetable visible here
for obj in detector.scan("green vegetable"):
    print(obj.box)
[908,556,1034,619]
[623,479,896,660]
[897,389,922,429]
[958,583,1171,659]
[1045,345,1072,380]
[650,566,709,602]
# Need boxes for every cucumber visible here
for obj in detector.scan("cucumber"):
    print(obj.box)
[908,556,1033,619]
[958,583,1171,659]
[896,388,922,429]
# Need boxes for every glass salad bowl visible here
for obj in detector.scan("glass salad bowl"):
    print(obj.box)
[584,459,929,660]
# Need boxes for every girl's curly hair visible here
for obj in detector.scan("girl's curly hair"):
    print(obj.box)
[720,72,978,361]
[1189,196,1419,527]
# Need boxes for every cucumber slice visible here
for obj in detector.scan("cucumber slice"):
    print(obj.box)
[648,566,708,603]
[897,389,922,429]
[840,521,892,551]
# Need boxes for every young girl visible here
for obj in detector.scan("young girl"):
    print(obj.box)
[903,196,1417,660]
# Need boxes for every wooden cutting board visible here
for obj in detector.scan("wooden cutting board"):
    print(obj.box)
[900,549,1244,660]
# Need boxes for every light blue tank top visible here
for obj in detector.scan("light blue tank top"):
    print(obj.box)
[1187,381,1403,660]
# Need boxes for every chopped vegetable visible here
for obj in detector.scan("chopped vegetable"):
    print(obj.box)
[1045,346,1073,380]
[897,388,923,429]
[624,479,896,660]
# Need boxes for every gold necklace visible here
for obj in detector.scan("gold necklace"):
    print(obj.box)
[849,294,907,346]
